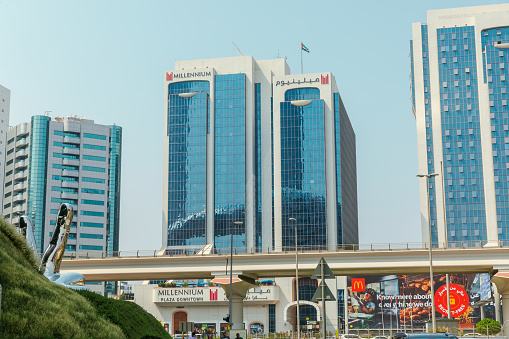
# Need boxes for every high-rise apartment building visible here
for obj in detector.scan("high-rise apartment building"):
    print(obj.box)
[411,4,509,246]
[3,115,122,258]
[0,85,10,212]
[163,56,357,252]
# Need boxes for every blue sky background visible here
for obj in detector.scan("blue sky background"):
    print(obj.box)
[1,0,507,250]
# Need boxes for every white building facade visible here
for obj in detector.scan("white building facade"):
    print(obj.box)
[0,85,10,212]
[163,56,357,254]
[411,4,509,247]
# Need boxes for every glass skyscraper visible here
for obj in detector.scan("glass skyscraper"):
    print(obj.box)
[411,4,509,247]
[163,56,358,253]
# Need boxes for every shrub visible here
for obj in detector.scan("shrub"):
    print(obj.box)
[476,318,501,335]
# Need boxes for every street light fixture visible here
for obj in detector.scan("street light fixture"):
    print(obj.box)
[417,173,439,333]
[289,217,300,339]
[229,221,243,332]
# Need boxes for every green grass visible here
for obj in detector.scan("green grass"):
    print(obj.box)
[77,290,171,339]
[0,218,170,339]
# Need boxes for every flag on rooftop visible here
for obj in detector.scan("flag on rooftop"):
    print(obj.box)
[301,43,310,53]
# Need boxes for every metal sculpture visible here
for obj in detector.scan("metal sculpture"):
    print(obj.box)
[21,204,88,290]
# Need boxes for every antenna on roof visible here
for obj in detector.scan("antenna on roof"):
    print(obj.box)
[44,111,52,116]
[232,42,243,56]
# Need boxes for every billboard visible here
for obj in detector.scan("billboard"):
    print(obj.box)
[347,274,495,330]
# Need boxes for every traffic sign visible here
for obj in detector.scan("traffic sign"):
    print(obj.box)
[311,257,335,279]
[312,281,336,302]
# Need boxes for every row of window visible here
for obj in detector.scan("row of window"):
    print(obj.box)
[54,130,107,140]
[53,141,106,151]
[52,164,105,172]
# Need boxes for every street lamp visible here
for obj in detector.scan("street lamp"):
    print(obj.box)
[289,217,300,339]
[230,221,243,332]
[417,173,439,333]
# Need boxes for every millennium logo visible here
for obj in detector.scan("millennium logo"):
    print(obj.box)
[321,74,329,85]
[166,72,173,81]
[210,289,218,301]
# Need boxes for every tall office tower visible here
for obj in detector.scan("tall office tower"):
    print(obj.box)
[0,85,10,212]
[411,4,509,247]
[3,116,122,261]
[163,56,357,253]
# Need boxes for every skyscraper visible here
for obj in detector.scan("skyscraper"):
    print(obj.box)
[3,115,122,257]
[411,4,509,247]
[163,56,357,253]
[0,85,10,212]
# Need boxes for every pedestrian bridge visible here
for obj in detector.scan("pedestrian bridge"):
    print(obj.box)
[60,242,509,282]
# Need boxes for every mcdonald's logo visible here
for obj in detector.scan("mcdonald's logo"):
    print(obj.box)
[321,74,329,85]
[166,72,173,81]
[210,289,218,301]
[351,278,365,292]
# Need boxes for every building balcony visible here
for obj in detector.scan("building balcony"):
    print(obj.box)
[62,181,79,188]
[62,147,80,155]
[15,139,27,148]
[14,172,26,181]
[13,205,24,214]
[62,170,79,177]
[13,183,25,192]
[15,149,27,158]
[63,158,80,166]
[14,160,26,170]
[63,136,80,144]
[61,192,78,200]
[12,193,25,203]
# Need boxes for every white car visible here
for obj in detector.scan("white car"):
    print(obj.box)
[341,335,361,339]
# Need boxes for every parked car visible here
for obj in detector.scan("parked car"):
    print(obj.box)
[462,333,481,337]
[393,333,458,339]
[340,334,360,339]
[371,336,388,339]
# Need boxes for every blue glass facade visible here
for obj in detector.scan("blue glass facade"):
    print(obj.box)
[437,26,487,245]
[167,81,209,247]
[214,74,246,251]
[27,115,50,253]
[255,83,262,249]
[280,88,327,249]
[108,125,122,252]
[482,27,509,243]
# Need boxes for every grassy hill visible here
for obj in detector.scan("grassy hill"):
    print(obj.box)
[0,218,171,339]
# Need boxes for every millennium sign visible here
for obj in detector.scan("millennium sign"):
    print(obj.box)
[166,71,212,81]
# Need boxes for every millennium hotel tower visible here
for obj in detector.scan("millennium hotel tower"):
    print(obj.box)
[412,4,509,247]
[163,56,357,252]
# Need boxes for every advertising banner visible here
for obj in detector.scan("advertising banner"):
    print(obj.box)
[347,274,495,330]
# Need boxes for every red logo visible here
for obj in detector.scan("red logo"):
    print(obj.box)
[351,278,365,292]
[210,289,218,301]
[166,72,173,81]
[321,74,329,85]
[434,283,469,317]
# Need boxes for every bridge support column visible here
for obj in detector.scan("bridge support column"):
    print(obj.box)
[212,274,257,331]
[490,272,509,333]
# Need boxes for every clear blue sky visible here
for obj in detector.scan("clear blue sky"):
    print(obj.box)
[1,0,507,250]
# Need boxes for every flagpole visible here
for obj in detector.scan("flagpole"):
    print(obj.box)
[301,44,303,74]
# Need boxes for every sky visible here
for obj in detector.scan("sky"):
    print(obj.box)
[0,0,507,251]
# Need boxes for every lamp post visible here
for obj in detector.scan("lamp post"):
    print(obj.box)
[289,217,300,339]
[417,173,439,333]
[230,221,243,332]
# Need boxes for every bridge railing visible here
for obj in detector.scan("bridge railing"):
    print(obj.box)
[61,239,508,260]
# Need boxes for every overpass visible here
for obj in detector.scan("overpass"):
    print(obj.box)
[60,244,509,281]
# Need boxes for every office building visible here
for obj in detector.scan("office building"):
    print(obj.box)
[2,115,122,293]
[411,4,509,246]
[0,85,10,212]
[163,56,357,253]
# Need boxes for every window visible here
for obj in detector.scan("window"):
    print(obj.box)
[52,186,77,194]
[81,188,105,194]
[83,133,106,140]
[83,155,106,162]
[53,164,78,171]
[4,203,10,209]
[80,233,103,239]
[81,199,104,205]
[6,148,13,155]
[81,210,104,217]
[82,177,105,183]
[52,175,78,183]
[82,166,105,172]
[53,153,79,160]
[53,141,79,149]
[81,222,103,228]
[51,198,77,205]
[465,68,470,73]
[5,170,12,176]
[7,137,14,144]
[79,245,103,251]
[54,130,79,138]
[83,144,106,151]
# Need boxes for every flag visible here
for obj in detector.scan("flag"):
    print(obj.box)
[301,43,310,53]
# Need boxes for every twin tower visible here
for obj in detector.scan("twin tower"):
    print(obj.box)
[163,56,358,252]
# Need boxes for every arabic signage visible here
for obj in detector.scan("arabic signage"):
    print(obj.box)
[275,74,329,87]
[153,286,279,303]
[479,273,492,301]
[434,283,469,317]
[347,273,495,330]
